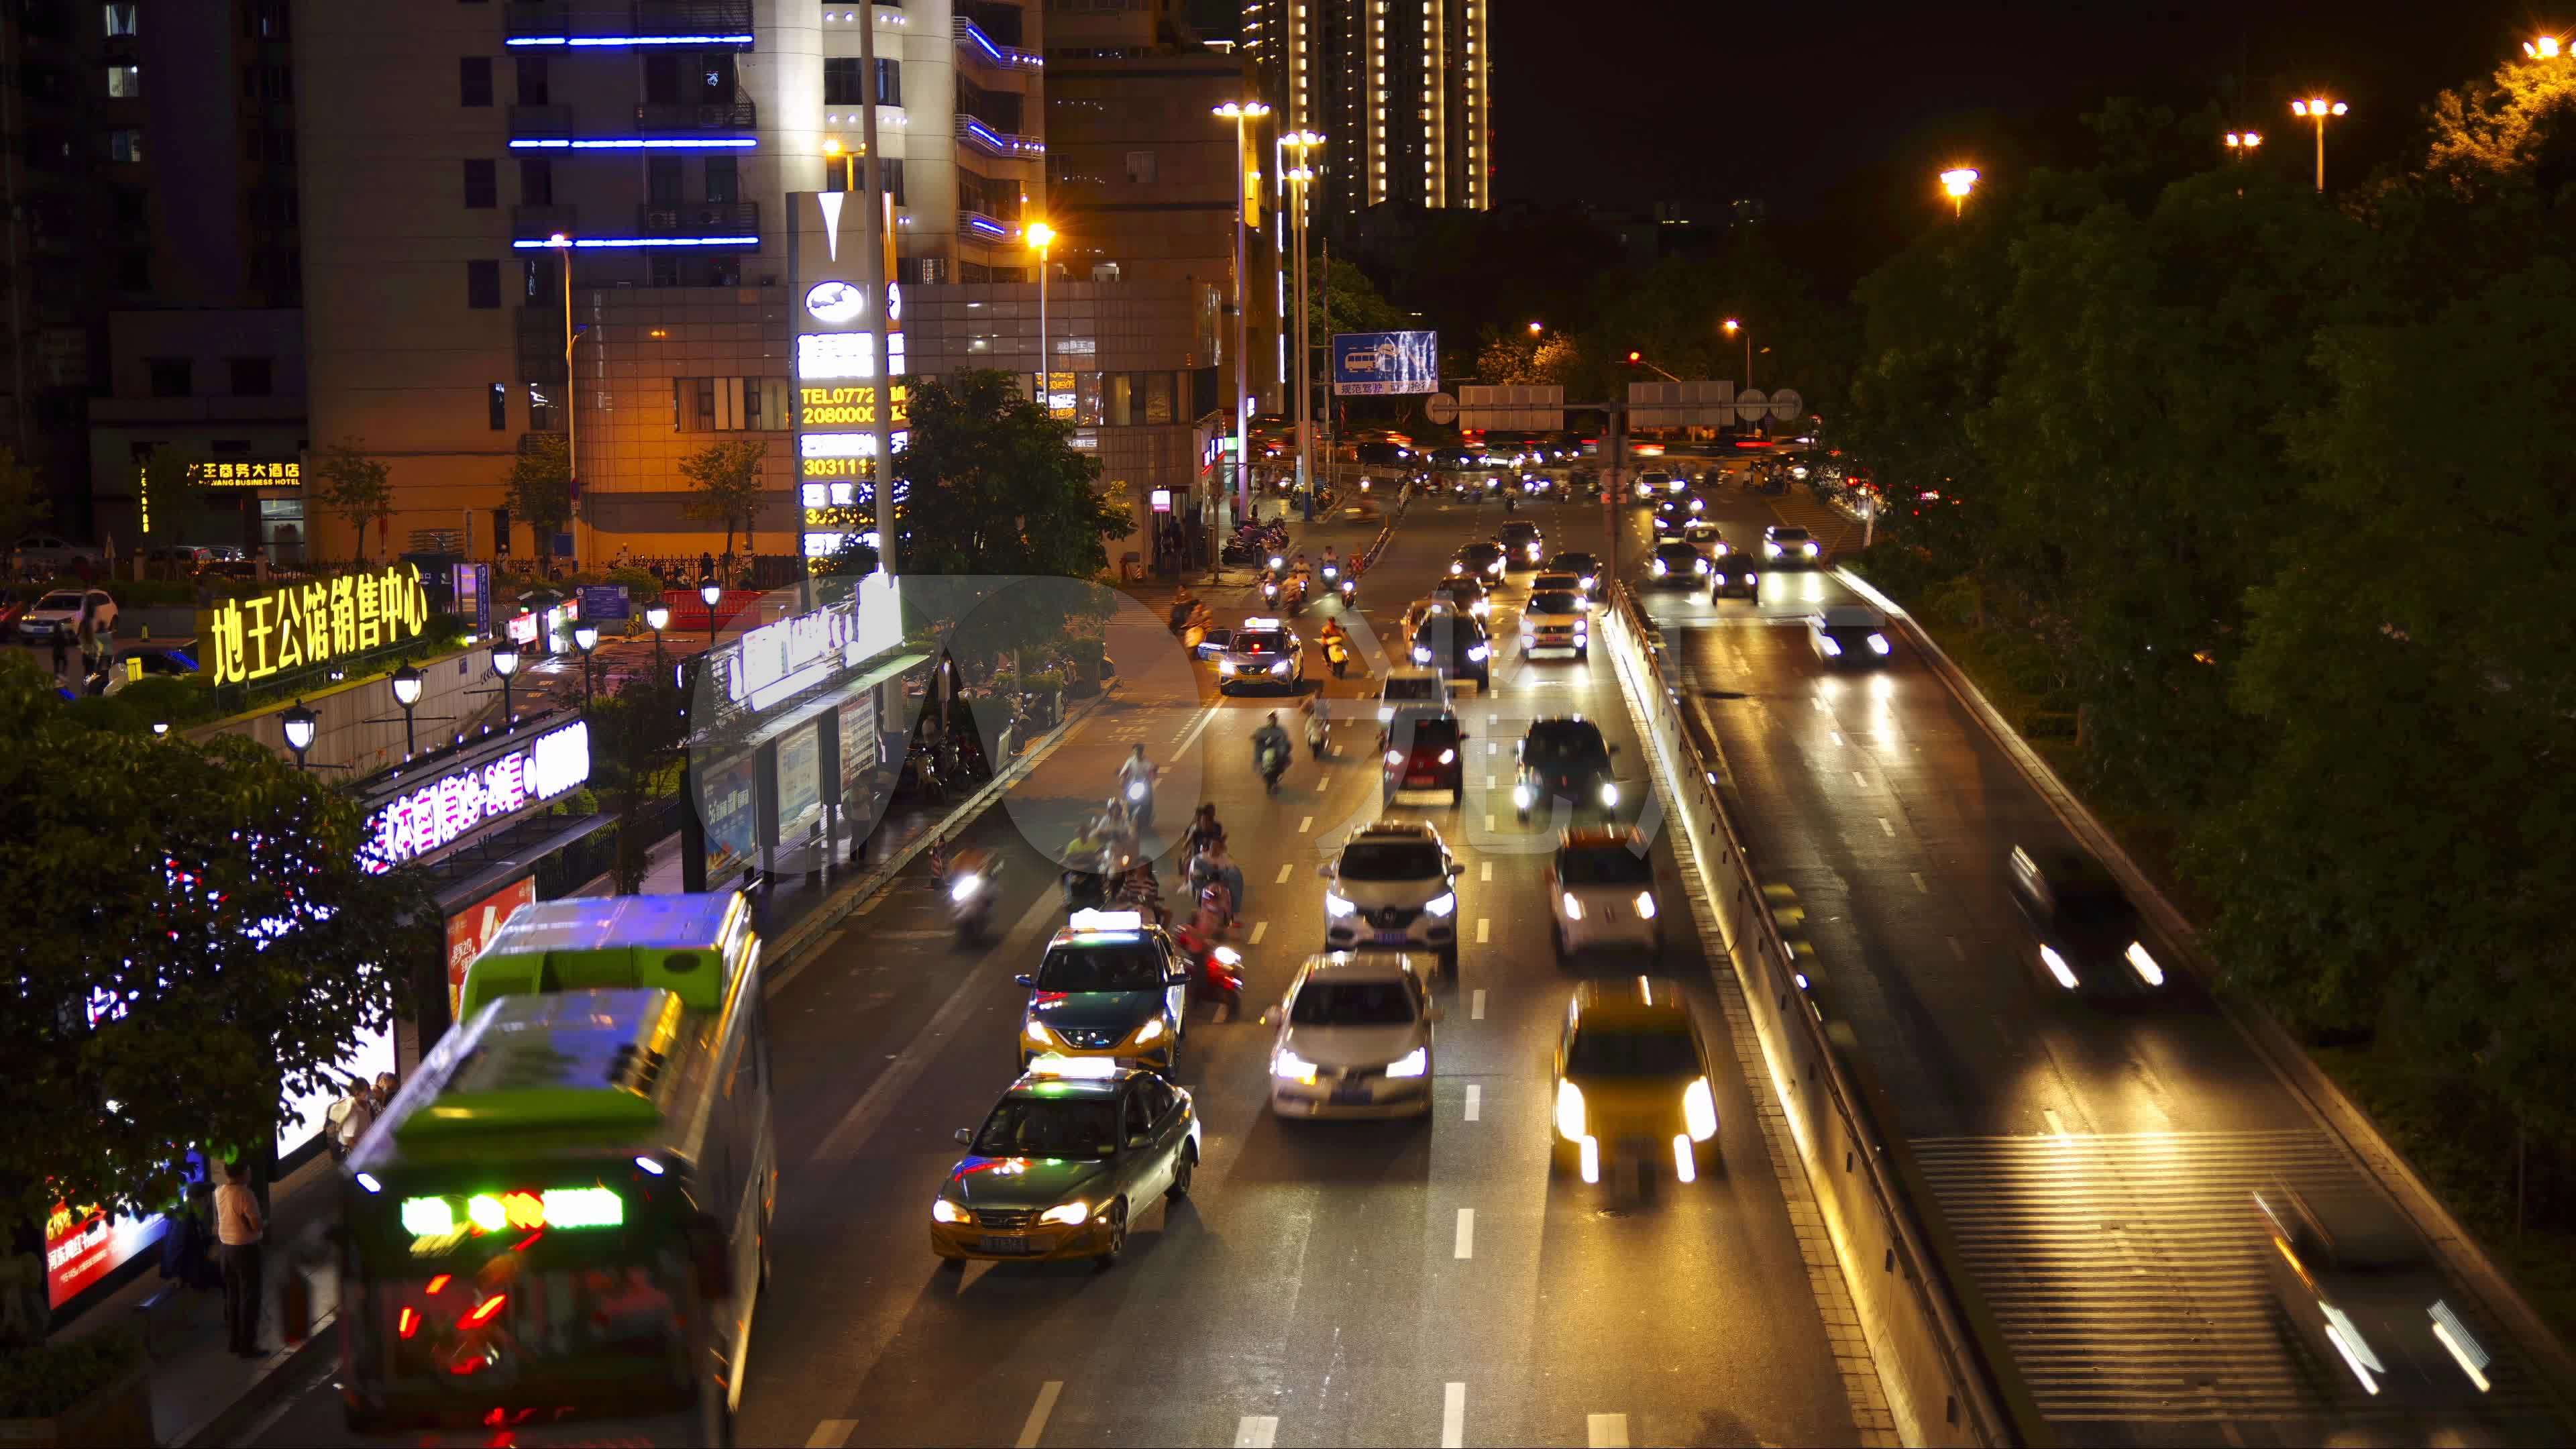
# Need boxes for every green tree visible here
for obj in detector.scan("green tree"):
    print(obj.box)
[588,671,690,894]
[679,439,769,558]
[0,653,439,1220]
[0,444,48,547]
[310,439,395,563]
[503,431,574,561]
[1310,253,1409,341]
[892,370,1128,578]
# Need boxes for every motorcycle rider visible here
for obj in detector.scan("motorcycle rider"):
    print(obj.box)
[1252,712,1293,792]
[1117,745,1161,830]
[1317,617,1352,679]
[1181,803,1227,860]
[1320,544,1340,580]
[1300,693,1331,757]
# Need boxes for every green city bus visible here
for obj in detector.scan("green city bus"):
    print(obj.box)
[339,892,775,1444]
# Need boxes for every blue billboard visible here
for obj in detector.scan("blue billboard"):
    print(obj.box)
[1332,330,1439,396]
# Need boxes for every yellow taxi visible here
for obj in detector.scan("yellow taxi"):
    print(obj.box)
[1549,977,1720,1186]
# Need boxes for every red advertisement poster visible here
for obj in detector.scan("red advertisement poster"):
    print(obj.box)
[445,877,537,1020]
[45,1201,162,1309]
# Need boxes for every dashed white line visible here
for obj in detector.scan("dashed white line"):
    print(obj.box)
[1587,1412,1631,1448]
[1474,917,1490,944]
[1298,815,1313,833]
[2043,1108,2068,1137]
[1234,1415,1279,1448]
[1470,989,1487,1020]
[1485,813,1497,833]
[1275,863,1294,885]
[1812,696,1830,712]
[1442,1382,1467,1448]
[1830,730,1844,746]
[1250,920,1269,945]
[807,1421,856,1448]
[1454,1208,1475,1258]
[1851,769,1869,789]
[1464,1085,1481,1121]
[1877,816,1894,837]
[1014,1382,1064,1448]
[1485,774,1495,790]
[1480,860,1493,881]
[1910,871,1927,894]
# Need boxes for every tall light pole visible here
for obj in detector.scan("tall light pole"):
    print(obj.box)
[1282,129,1324,513]
[1721,317,1751,388]
[855,6,896,575]
[546,232,584,572]
[2289,98,2347,192]
[1212,101,1270,527]
[1025,220,1057,411]
[1939,167,1981,219]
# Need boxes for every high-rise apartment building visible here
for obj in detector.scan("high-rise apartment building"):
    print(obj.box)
[292,0,1048,561]
[1238,0,1488,227]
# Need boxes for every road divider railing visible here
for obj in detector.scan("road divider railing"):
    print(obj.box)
[1599,586,2049,1448]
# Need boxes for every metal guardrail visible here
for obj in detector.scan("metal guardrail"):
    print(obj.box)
[954,115,1044,159]
[951,16,1043,69]
[1599,583,2045,1447]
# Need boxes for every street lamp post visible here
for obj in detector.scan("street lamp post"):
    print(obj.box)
[1025,221,1057,408]
[645,602,670,672]
[700,579,723,649]
[2289,98,2347,193]
[1939,167,1981,219]
[491,644,520,722]
[1721,317,1751,388]
[546,233,584,572]
[572,623,600,710]
[1281,130,1324,514]
[281,699,317,771]
[1212,101,1271,527]
[390,662,423,757]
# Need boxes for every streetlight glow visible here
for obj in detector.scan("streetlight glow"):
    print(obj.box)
[2529,34,2565,58]
[1528,321,1543,335]
[1939,167,1981,218]
[2290,97,2348,191]
[2224,130,2263,150]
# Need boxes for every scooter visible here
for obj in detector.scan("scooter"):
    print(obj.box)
[1323,634,1351,679]
[1171,922,1248,1021]
[1257,740,1290,796]
[1305,711,1328,760]
[948,855,1002,946]
[1261,577,1282,608]
[1321,562,1341,585]
[1124,775,1157,832]
[1337,576,1358,608]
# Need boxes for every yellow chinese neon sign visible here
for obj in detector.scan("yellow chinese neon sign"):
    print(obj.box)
[188,460,301,487]
[198,564,432,687]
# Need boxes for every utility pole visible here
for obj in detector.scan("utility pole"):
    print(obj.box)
[859,3,896,574]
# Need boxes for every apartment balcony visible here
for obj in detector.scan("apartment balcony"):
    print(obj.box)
[632,0,755,34]
[511,203,581,242]
[955,115,1043,161]
[957,210,1016,246]
[636,201,759,237]
[505,0,754,46]
[508,103,574,140]
[953,17,1042,72]
[635,100,759,131]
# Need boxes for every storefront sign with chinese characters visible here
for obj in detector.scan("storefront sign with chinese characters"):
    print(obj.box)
[189,459,302,487]
[199,563,433,687]
[359,720,592,873]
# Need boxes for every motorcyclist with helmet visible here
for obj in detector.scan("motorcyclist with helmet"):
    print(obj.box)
[1252,712,1293,794]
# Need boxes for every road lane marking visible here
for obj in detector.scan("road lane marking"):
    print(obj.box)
[1464,1085,1481,1121]
[1480,860,1493,881]
[807,1421,856,1448]
[1911,871,1927,894]
[1171,699,1225,759]
[1470,989,1487,1020]
[1475,917,1490,944]
[1250,920,1269,944]
[1442,1382,1466,1448]
[1234,1416,1279,1448]
[1813,696,1829,712]
[853,893,888,916]
[1485,813,1496,833]
[1830,730,1844,746]
[1948,936,1966,961]
[1588,1412,1631,1448]
[2043,1108,2068,1136]
[1852,769,1869,788]
[1298,814,1313,833]
[1275,863,1294,885]
[1014,1382,1063,1448]
[1454,1208,1475,1258]
[1878,816,1894,837]
[1485,774,1495,790]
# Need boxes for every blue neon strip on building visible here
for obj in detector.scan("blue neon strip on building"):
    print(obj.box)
[505,34,756,47]
[507,138,760,150]
[511,236,761,250]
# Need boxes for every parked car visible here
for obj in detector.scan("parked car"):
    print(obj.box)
[11,535,102,574]
[15,588,113,644]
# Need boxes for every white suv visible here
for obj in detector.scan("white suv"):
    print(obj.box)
[1318,821,1461,971]
[1262,951,1442,1119]
[1547,827,1664,959]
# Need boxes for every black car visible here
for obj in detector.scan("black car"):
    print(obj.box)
[1544,551,1604,594]
[2006,845,2168,999]
[2253,1182,2498,1409]
[1495,521,1545,568]
[1383,710,1468,806]
[1408,612,1493,692]
[1431,447,1475,470]
[1645,541,1708,588]
[1513,717,1620,822]
[1449,541,1509,582]
[1650,498,1695,538]
[1707,557,1763,600]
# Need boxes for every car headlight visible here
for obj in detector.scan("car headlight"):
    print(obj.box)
[1438,748,1456,764]
[1764,543,1782,557]
[1326,892,1358,918]
[1682,1076,1717,1142]
[1746,573,1760,586]
[1868,633,1890,655]
[1412,647,1432,663]
[1599,782,1620,806]
[1385,749,1405,765]
[1424,891,1458,918]
[1560,892,1584,920]
[1468,645,1489,661]
[2040,945,2078,990]
[1450,562,1464,574]
[1132,1017,1167,1046]
[1487,561,1504,576]
[1554,1079,1587,1140]
[1386,1046,1429,1079]
[2125,941,2165,987]
[1038,1201,1092,1227]
[1633,890,1657,920]
[1688,498,1704,513]
[1023,1020,1058,1048]
[932,1197,969,1224]
[1694,559,1710,574]
[949,875,981,902]
[1651,560,1668,577]
[1513,783,1534,808]
[1274,1050,1318,1085]
[1804,541,1820,556]
[1271,660,1291,674]
[1574,621,1589,635]
[1527,544,1541,559]
[1220,660,1238,676]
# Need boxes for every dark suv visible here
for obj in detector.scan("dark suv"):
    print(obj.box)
[1408,611,1493,692]
[1513,717,1620,822]
[2006,845,2168,1000]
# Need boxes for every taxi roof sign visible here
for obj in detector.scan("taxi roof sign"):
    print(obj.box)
[1240,616,1282,631]
[1066,908,1144,932]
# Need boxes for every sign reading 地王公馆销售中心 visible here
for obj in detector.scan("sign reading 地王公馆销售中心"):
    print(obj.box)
[197,563,434,687]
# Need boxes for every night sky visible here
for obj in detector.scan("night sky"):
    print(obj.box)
[1489,0,2551,225]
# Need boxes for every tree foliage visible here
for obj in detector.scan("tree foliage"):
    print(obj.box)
[310,439,395,563]
[0,653,439,1220]
[679,439,769,557]
[588,672,690,894]
[503,431,574,552]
